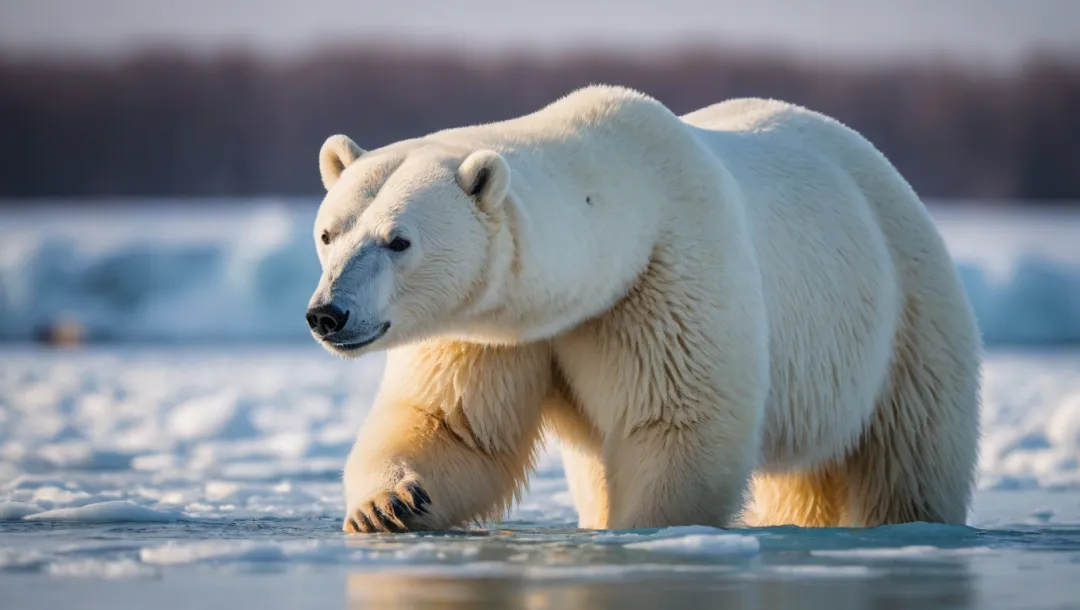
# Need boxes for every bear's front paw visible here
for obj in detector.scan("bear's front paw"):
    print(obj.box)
[343,480,432,533]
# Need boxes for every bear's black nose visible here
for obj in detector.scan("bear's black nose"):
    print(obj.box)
[306,304,350,337]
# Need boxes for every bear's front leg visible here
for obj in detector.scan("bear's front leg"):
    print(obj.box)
[552,242,769,530]
[554,313,766,530]
[342,340,551,533]
[603,416,759,529]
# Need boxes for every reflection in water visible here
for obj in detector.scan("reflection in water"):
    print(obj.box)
[347,557,977,610]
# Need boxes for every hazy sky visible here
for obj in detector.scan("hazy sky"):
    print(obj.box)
[2,0,1079,66]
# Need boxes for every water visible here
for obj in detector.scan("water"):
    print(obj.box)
[2,495,1080,609]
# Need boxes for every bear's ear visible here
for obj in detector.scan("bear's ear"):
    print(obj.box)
[457,150,510,213]
[319,135,366,191]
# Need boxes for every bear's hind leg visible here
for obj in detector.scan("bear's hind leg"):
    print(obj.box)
[747,464,849,527]
[841,304,980,526]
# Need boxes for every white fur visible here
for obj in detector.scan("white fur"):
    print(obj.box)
[314,85,982,532]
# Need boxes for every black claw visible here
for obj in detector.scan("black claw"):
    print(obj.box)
[389,496,410,519]
[357,512,376,533]
[347,517,361,532]
[367,507,390,532]
[414,486,432,507]
[373,505,405,532]
[402,482,431,510]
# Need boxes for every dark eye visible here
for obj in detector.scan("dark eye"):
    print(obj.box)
[386,237,411,252]
[321,231,331,245]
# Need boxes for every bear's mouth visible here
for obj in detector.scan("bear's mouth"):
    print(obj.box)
[328,321,391,351]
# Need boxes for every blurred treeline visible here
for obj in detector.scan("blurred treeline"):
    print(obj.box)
[1,47,1078,201]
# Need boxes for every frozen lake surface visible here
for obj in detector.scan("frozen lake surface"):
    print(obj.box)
[2,346,1080,609]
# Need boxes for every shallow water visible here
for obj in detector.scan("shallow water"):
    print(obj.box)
[2,346,1080,609]
[3,500,1080,610]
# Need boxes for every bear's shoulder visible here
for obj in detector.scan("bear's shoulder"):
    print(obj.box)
[523,85,675,132]
[682,97,841,135]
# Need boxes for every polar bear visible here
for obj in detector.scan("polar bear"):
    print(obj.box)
[306,85,981,533]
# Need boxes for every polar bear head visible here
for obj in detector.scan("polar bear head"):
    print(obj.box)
[306,134,512,358]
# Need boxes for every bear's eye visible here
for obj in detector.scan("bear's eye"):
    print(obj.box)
[386,237,411,252]
[321,231,331,245]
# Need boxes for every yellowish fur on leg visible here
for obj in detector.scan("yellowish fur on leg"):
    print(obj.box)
[747,466,849,527]
[542,390,611,529]
[343,340,552,532]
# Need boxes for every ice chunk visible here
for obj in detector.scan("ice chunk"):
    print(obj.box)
[23,500,183,522]
[624,533,761,556]
[0,501,40,520]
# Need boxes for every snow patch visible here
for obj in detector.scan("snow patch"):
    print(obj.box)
[763,565,879,578]
[140,540,286,565]
[0,501,40,520]
[23,500,183,522]
[0,549,49,570]
[811,546,993,559]
[139,539,351,566]
[47,558,158,579]
[624,534,761,556]
[592,525,728,543]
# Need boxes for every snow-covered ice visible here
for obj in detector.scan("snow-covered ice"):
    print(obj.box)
[2,346,1077,524]
[622,533,762,555]
[809,545,993,559]
[0,346,1078,609]
[22,500,182,522]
